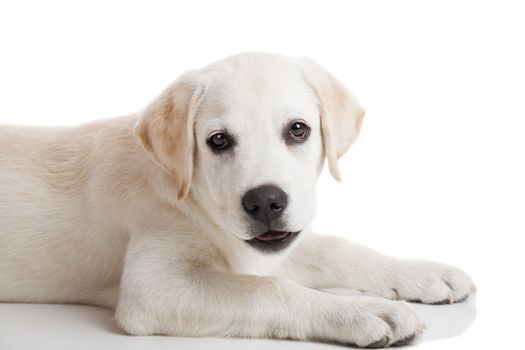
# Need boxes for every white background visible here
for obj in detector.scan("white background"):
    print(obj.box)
[1,1,524,349]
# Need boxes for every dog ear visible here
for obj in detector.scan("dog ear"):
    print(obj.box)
[134,71,204,202]
[299,58,365,181]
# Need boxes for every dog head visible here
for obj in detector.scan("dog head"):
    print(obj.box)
[135,53,364,253]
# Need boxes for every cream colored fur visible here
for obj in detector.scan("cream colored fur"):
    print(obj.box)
[0,53,475,348]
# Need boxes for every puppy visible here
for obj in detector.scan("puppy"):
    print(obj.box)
[0,53,475,348]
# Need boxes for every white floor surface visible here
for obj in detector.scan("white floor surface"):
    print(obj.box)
[0,296,477,350]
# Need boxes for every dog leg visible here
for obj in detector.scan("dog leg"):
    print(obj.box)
[115,232,424,347]
[280,233,476,304]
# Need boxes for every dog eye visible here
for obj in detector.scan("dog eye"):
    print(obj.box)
[288,122,310,142]
[207,132,231,152]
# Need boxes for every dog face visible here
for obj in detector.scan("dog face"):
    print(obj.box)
[191,56,323,252]
[135,53,364,253]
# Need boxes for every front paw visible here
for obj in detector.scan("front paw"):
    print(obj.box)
[321,297,426,348]
[385,260,476,304]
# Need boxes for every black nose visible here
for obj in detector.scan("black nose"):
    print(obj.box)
[242,185,288,225]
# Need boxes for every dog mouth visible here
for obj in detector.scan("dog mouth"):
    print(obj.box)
[245,230,300,252]
[255,230,291,241]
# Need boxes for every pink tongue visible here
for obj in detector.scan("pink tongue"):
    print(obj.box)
[256,231,289,241]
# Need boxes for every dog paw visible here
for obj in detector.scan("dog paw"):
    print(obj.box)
[384,260,477,304]
[323,297,426,348]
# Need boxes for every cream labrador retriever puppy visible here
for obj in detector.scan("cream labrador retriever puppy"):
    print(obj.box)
[0,53,475,348]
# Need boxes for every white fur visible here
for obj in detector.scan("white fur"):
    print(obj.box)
[0,53,475,348]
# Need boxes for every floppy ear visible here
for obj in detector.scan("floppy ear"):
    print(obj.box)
[134,72,204,202]
[299,58,365,181]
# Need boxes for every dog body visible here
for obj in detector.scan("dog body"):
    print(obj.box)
[0,53,475,347]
